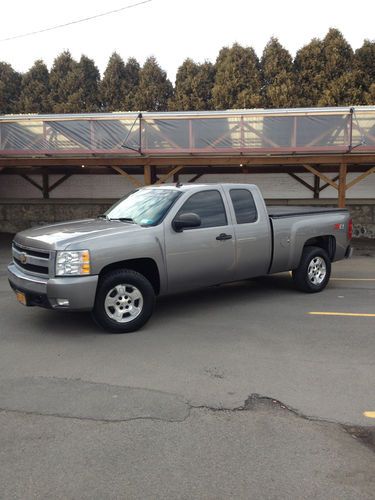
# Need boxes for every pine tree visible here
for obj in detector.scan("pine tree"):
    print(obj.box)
[100,53,127,111]
[354,40,375,104]
[123,57,140,110]
[322,28,353,81]
[212,43,262,110]
[319,72,363,106]
[134,56,173,111]
[169,59,215,111]
[195,62,216,110]
[261,37,296,108]
[294,38,326,106]
[318,28,356,106]
[0,62,21,114]
[169,58,199,111]
[67,55,101,112]
[294,29,358,107]
[49,51,80,113]
[19,60,51,113]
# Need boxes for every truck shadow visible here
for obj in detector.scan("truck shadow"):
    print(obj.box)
[27,273,296,336]
[154,273,296,321]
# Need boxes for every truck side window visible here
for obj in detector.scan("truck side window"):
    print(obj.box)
[230,189,258,224]
[177,190,227,228]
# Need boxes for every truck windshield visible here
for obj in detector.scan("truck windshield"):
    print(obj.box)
[105,189,181,226]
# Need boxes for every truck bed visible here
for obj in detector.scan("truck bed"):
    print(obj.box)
[267,206,348,219]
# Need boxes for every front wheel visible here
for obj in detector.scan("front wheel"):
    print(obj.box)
[292,246,331,293]
[92,269,155,333]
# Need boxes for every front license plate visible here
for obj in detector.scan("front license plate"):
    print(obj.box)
[15,290,27,306]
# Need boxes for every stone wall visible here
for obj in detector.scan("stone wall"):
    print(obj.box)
[1,198,374,238]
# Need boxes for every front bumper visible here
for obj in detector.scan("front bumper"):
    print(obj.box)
[8,263,98,311]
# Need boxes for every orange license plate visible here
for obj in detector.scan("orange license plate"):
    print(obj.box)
[15,290,27,306]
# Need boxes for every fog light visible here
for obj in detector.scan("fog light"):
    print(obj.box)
[56,298,70,307]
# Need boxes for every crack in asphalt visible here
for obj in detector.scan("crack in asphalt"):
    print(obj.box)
[191,394,375,454]
[0,407,192,424]
[0,383,374,453]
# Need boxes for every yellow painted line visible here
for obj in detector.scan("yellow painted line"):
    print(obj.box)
[331,278,375,281]
[363,411,375,419]
[309,312,375,317]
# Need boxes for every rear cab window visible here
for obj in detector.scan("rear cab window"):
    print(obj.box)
[177,190,227,228]
[230,189,258,224]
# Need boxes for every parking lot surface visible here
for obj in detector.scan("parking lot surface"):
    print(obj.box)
[1,234,374,499]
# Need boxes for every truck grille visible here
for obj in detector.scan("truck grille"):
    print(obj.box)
[12,242,51,276]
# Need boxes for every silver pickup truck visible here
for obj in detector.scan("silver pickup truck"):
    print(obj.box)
[8,183,352,333]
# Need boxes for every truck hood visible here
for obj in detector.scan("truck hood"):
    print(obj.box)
[14,219,144,250]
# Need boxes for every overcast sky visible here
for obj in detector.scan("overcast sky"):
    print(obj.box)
[1,0,374,82]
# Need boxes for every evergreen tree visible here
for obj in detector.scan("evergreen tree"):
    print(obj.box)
[123,57,140,110]
[19,60,51,113]
[134,56,173,111]
[318,28,356,106]
[0,62,21,114]
[322,28,353,81]
[66,55,101,112]
[294,28,357,107]
[49,51,80,113]
[319,72,363,106]
[169,59,215,111]
[261,37,296,108]
[294,38,326,106]
[354,40,375,104]
[100,53,127,111]
[212,43,262,110]
[366,84,375,105]
[195,62,216,110]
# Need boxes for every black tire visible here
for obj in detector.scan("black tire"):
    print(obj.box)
[292,246,331,293]
[92,269,155,333]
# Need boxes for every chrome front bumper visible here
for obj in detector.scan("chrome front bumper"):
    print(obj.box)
[8,263,98,311]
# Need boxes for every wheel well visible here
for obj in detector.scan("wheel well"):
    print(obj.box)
[303,235,336,261]
[99,258,160,294]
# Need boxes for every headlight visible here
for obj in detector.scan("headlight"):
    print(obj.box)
[56,250,91,276]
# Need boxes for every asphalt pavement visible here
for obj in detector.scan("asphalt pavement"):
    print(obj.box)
[0,233,374,499]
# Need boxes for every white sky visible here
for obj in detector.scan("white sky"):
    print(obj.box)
[1,0,375,83]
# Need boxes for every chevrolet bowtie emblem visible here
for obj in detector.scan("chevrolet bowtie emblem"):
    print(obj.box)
[19,252,27,264]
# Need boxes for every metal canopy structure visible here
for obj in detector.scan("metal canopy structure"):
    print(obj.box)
[1,106,375,206]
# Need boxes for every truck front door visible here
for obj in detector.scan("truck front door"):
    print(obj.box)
[165,189,236,293]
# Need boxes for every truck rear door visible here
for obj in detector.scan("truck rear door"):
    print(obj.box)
[164,188,236,293]
[224,186,272,280]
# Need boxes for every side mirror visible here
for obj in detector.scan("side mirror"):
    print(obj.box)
[172,212,201,232]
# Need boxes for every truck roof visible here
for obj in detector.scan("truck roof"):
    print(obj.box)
[142,183,257,192]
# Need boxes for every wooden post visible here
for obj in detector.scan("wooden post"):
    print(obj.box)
[144,166,157,185]
[144,165,152,185]
[173,172,179,183]
[338,163,347,208]
[42,173,49,199]
[313,175,320,199]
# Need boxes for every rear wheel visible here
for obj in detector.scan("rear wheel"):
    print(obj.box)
[292,246,331,293]
[92,269,155,333]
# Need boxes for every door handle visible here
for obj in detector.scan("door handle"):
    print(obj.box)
[216,233,233,241]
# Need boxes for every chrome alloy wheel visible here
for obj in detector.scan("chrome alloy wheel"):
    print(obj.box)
[307,256,327,285]
[104,284,143,323]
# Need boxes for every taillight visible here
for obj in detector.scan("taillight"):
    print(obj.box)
[348,218,353,240]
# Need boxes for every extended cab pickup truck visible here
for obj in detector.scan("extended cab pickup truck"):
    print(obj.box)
[8,183,353,333]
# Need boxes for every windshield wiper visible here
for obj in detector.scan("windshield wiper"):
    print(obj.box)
[109,217,136,223]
